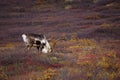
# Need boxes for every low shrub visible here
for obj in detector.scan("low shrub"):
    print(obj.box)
[0,67,9,80]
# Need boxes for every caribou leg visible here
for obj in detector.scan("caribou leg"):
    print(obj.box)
[36,46,40,53]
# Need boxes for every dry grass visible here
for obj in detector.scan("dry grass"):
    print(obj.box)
[84,13,101,20]
[30,68,57,80]
[100,23,112,29]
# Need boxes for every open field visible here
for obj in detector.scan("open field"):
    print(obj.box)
[0,1,120,80]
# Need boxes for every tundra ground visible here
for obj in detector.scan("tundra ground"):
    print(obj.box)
[0,2,120,80]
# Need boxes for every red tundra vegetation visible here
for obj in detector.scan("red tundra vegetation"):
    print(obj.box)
[0,0,120,80]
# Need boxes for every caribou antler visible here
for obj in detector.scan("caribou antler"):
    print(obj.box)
[48,37,67,52]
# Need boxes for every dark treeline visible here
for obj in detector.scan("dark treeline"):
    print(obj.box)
[0,0,119,7]
[95,0,120,5]
[33,0,120,8]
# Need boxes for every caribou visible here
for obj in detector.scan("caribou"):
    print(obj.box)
[22,33,52,53]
